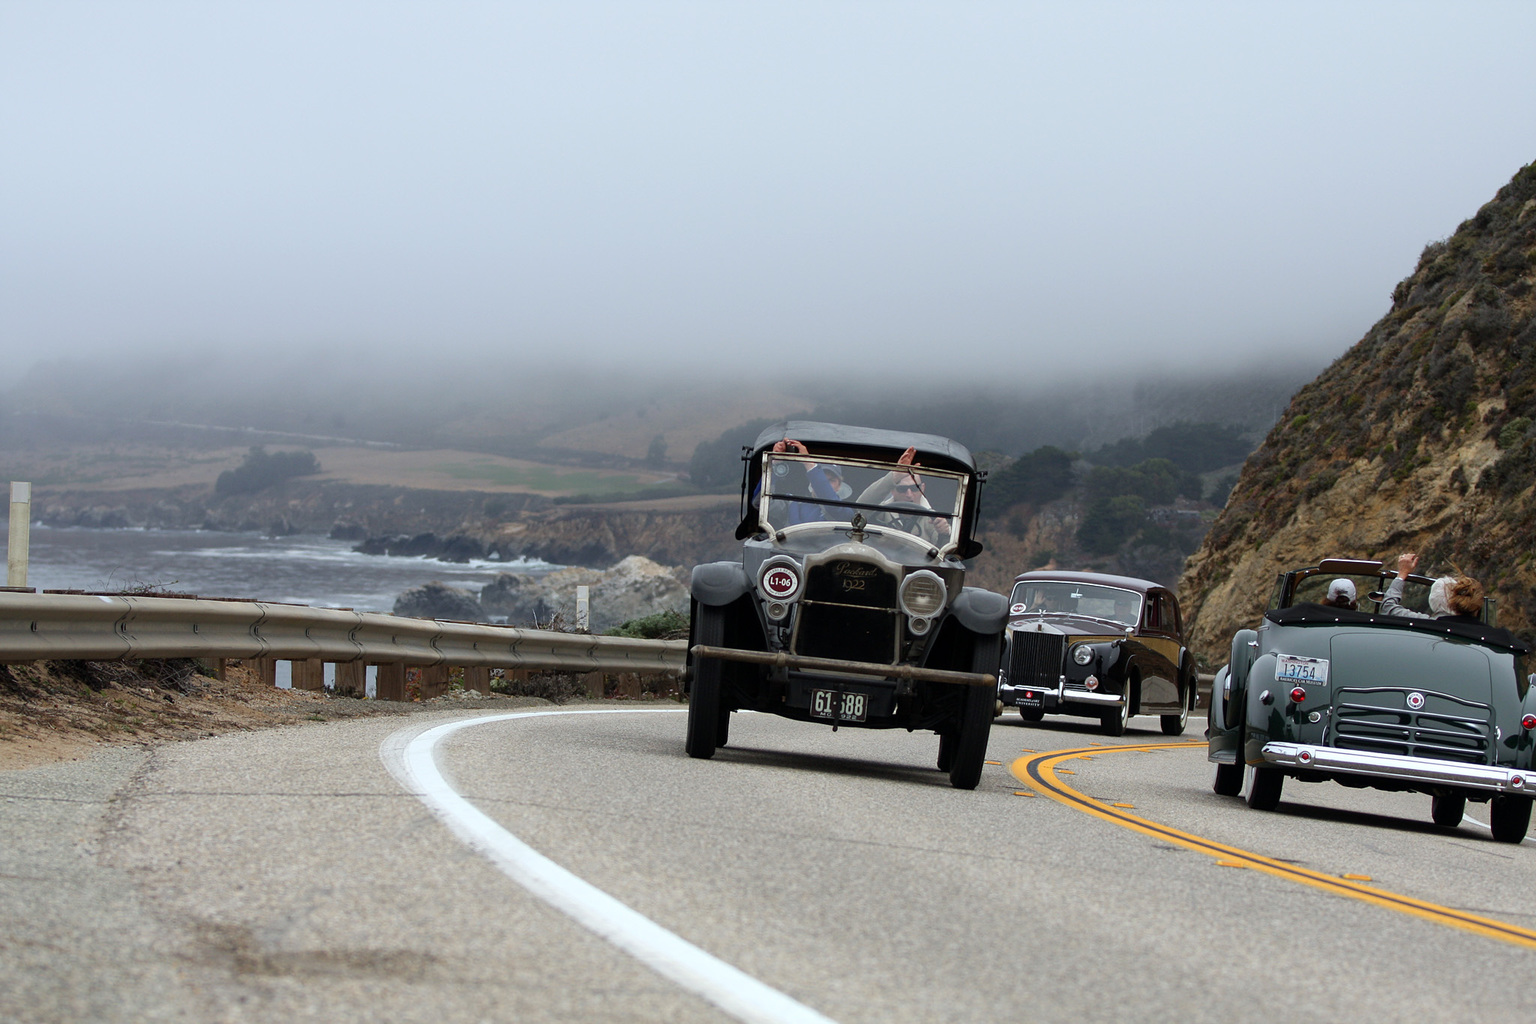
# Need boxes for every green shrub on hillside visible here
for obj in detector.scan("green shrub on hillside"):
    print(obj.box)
[1090,421,1254,473]
[983,445,1075,509]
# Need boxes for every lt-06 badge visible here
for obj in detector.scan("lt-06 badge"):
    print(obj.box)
[1275,654,1329,685]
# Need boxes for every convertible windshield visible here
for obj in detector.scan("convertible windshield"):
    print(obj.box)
[1009,581,1142,627]
[1290,572,1432,614]
[759,452,965,549]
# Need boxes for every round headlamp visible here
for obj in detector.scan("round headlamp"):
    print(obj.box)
[1072,644,1095,666]
[900,570,947,618]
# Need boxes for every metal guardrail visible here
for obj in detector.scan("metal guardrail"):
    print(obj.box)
[0,591,684,675]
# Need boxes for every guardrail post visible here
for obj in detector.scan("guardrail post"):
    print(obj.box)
[582,671,604,699]
[419,664,449,699]
[248,657,277,689]
[462,665,490,695]
[7,482,31,588]
[292,658,324,691]
[374,663,406,701]
[335,662,366,698]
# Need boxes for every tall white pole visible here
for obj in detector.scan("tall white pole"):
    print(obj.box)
[7,481,31,588]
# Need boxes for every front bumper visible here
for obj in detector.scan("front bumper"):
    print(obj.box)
[1261,742,1533,794]
[998,680,1125,711]
[689,645,996,687]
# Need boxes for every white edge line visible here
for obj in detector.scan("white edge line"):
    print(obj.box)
[380,708,840,1024]
[1457,813,1536,844]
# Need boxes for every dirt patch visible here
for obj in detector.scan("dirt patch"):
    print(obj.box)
[0,659,557,772]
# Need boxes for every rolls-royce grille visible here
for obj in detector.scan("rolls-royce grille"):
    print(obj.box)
[1008,631,1065,689]
[1330,688,1492,764]
[804,559,898,608]
[794,604,899,664]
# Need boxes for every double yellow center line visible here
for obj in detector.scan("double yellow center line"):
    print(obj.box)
[1011,741,1536,949]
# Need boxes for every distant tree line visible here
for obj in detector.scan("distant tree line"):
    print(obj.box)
[215,446,321,495]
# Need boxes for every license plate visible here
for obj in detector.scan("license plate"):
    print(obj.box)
[1018,690,1044,710]
[811,689,869,723]
[1275,654,1329,685]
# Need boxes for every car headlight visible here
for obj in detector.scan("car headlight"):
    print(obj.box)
[1073,644,1095,666]
[900,570,947,618]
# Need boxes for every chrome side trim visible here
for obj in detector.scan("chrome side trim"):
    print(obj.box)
[1261,742,1531,793]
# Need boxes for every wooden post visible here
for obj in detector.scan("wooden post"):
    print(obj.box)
[419,664,450,700]
[335,662,366,698]
[374,663,406,701]
[581,671,604,699]
[250,657,278,688]
[462,665,491,695]
[292,658,325,691]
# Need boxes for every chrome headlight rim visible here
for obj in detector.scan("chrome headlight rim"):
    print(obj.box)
[899,569,948,619]
[1072,643,1096,666]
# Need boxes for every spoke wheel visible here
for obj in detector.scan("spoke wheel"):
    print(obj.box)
[1490,795,1533,843]
[1430,792,1466,828]
[684,605,725,759]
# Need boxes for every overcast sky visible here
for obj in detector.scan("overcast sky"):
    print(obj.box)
[2,1,1533,387]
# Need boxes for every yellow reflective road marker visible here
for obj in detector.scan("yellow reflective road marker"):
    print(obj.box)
[1012,742,1536,950]
[985,760,1002,765]
[1013,790,1036,797]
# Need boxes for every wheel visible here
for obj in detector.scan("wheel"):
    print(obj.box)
[1430,793,1466,828]
[1490,795,1533,843]
[948,634,1002,790]
[1213,761,1243,797]
[716,706,731,749]
[684,605,725,759]
[1100,691,1130,736]
[1246,765,1284,811]
[1161,679,1193,736]
[1019,708,1044,723]
[936,731,957,772]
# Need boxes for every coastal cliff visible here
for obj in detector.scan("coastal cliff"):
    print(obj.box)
[1178,161,1536,661]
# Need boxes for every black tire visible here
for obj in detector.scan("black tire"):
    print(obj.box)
[1246,765,1284,811]
[937,731,957,772]
[1490,795,1533,843]
[1100,690,1130,736]
[1161,680,1192,736]
[949,634,1002,790]
[1019,708,1044,723]
[716,706,731,749]
[1213,761,1243,797]
[684,605,725,759]
[1430,793,1466,828]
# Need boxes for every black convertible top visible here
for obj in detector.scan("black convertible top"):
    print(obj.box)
[1265,603,1532,656]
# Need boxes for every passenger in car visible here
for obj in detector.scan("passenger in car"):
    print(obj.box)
[1380,552,1484,620]
[857,446,951,544]
[1320,579,1358,610]
[759,438,845,525]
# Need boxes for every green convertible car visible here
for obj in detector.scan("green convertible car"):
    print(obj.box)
[1208,558,1536,843]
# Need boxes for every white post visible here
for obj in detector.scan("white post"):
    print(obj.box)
[576,585,590,632]
[7,482,30,588]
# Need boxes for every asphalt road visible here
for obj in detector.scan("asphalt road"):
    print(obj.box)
[4,706,1536,1023]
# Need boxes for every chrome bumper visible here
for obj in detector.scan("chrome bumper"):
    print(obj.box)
[1261,742,1533,794]
[998,681,1125,707]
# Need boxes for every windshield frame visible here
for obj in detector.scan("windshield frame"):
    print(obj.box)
[758,452,967,554]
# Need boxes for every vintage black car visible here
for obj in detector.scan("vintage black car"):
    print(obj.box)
[996,571,1197,736]
[684,420,1008,789]
[1208,558,1536,842]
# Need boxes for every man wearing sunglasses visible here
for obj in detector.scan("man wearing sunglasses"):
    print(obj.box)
[857,446,953,545]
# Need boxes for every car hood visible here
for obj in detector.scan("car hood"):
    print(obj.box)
[1008,615,1126,641]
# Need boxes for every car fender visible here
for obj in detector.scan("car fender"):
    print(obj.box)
[950,587,1008,636]
[691,561,751,607]
[1207,665,1241,758]
[1243,652,1288,762]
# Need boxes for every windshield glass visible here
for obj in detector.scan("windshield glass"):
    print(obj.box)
[1008,581,1142,627]
[1291,572,1432,613]
[759,452,965,550]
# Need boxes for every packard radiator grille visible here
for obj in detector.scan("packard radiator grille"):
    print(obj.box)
[1007,630,1065,689]
[1329,688,1492,764]
[803,559,899,608]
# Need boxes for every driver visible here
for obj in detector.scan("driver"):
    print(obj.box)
[857,446,952,545]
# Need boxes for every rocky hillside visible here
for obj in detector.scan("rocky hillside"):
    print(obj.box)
[1179,161,1536,661]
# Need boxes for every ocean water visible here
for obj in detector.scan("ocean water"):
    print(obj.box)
[17,525,558,614]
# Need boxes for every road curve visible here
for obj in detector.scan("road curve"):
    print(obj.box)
[5,706,1536,1022]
